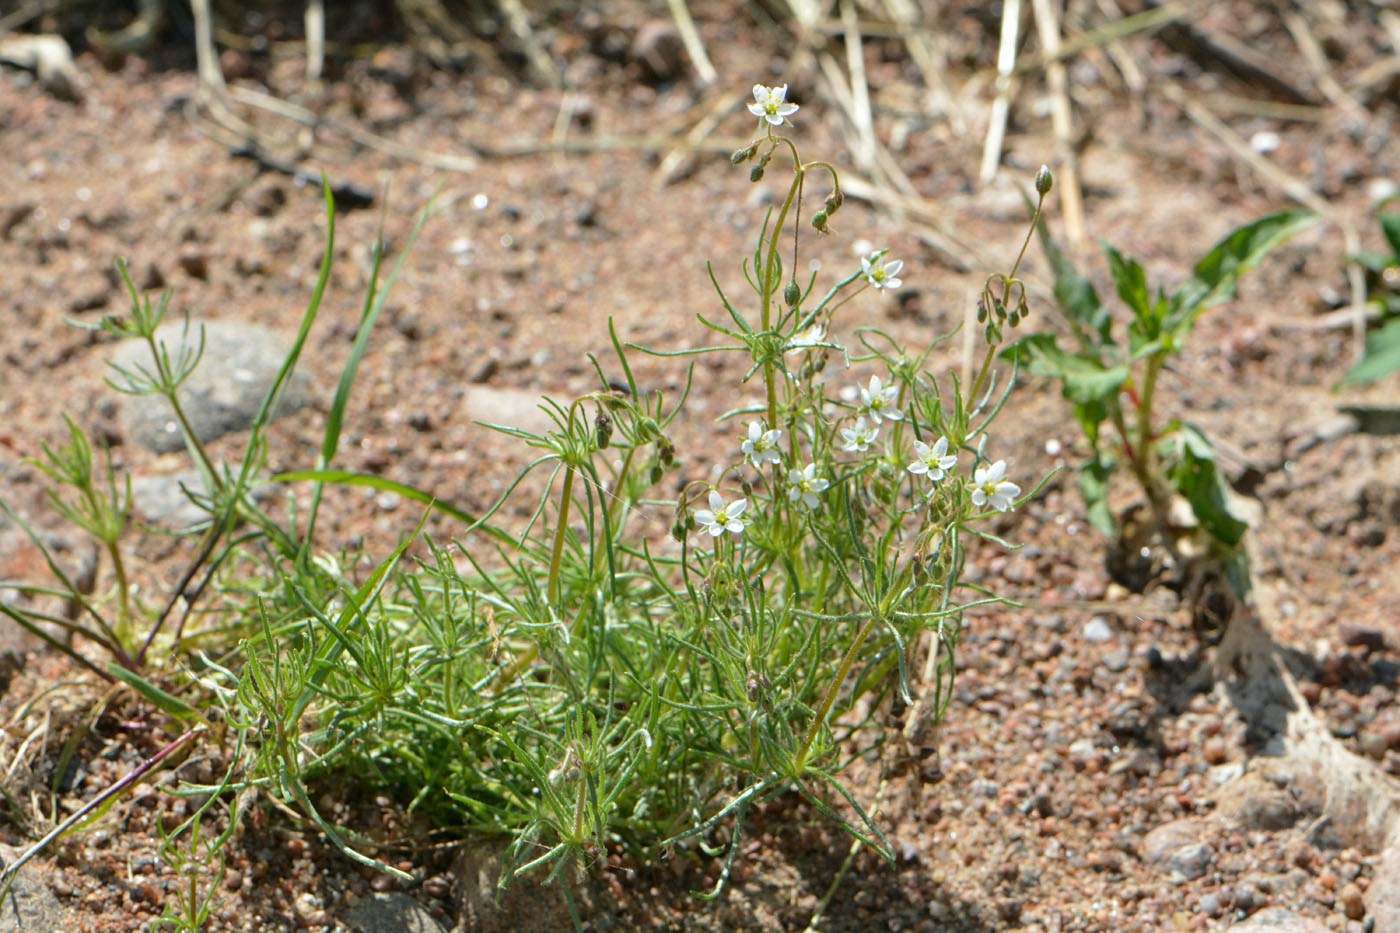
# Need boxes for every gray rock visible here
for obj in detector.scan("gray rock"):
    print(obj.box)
[129,470,277,528]
[1083,616,1114,643]
[1226,907,1330,932]
[1216,771,1301,832]
[345,892,447,933]
[0,845,71,932]
[110,319,312,453]
[1141,818,1213,882]
[1367,840,1400,932]
[462,386,552,436]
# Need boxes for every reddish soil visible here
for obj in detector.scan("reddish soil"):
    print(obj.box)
[1,1,1399,931]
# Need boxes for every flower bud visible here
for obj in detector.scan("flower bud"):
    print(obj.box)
[750,164,765,183]
[650,462,664,485]
[731,146,753,164]
[740,478,754,499]
[824,191,843,214]
[1008,309,1021,328]
[1035,165,1053,195]
[783,280,801,307]
[811,210,828,232]
[658,437,675,466]
[594,411,612,449]
[976,298,988,324]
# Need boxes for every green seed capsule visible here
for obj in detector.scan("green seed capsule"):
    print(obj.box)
[1035,165,1053,195]
[784,280,801,307]
[750,164,765,182]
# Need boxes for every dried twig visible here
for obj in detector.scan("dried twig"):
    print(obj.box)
[304,0,325,88]
[841,0,877,174]
[980,0,1023,185]
[665,0,717,87]
[1281,7,1366,123]
[495,0,560,88]
[1031,0,1086,248]
[1015,0,1202,75]
[881,0,966,135]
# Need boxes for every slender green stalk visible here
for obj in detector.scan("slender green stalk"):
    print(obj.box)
[795,614,881,771]
[548,466,576,609]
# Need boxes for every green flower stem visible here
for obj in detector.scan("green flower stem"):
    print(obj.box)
[547,465,576,609]
[761,168,804,430]
[795,613,881,772]
[142,332,224,497]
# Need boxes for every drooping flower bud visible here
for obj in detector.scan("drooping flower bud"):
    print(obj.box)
[750,164,765,182]
[811,210,828,232]
[731,146,754,164]
[594,410,612,449]
[658,437,675,466]
[784,280,801,307]
[1035,165,1053,195]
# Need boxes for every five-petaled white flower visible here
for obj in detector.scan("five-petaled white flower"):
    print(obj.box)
[786,463,829,511]
[859,374,903,424]
[785,323,830,353]
[971,460,1021,512]
[740,421,783,469]
[861,252,904,291]
[840,416,879,453]
[748,84,799,127]
[908,436,958,482]
[695,490,750,537]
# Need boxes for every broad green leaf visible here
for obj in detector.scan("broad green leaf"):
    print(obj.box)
[1078,456,1116,537]
[108,665,209,726]
[1339,317,1400,385]
[1008,334,1128,405]
[1170,210,1318,324]
[1035,213,1110,347]
[1072,400,1108,448]
[1382,213,1400,261]
[1104,245,1151,320]
[1173,426,1248,548]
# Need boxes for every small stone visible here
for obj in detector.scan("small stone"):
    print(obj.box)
[1339,621,1386,652]
[1361,730,1389,760]
[1199,891,1222,916]
[1378,721,1400,750]
[1083,616,1114,643]
[628,21,686,84]
[1341,882,1365,921]
[1203,736,1228,765]
[177,249,209,279]
[1141,819,1213,882]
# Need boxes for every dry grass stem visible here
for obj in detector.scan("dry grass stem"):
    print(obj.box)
[1032,0,1086,249]
[979,0,1023,185]
[665,0,718,87]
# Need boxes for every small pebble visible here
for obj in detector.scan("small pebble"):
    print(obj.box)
[1083,616,1114,643]
[1340,882,1365,920]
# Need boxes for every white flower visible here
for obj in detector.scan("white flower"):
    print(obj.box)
[860,252,904,291]
[740,421,783,469]
[839,416,879,453]
[695,490,749,537]
[748,84,799,127]
[908,436,957,482]
[859,374,902,424]
[786,463,829,511]
[785,323,831,353]
[971,460,1021,512]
